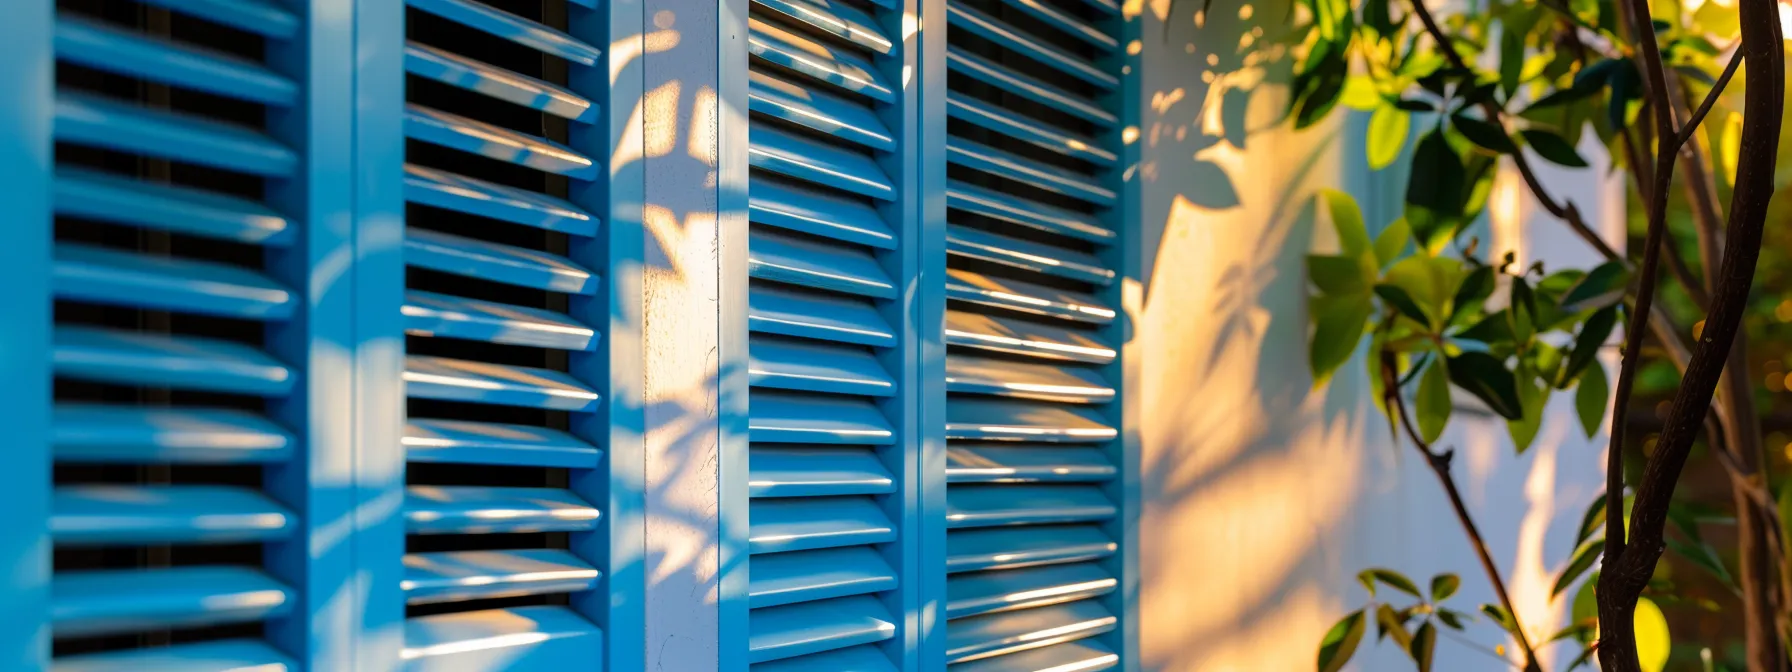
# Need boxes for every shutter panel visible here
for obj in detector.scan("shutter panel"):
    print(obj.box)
[744,0,915,665]
[399,0,623,667]
[46,0,340,667]
[940,0,1126,667]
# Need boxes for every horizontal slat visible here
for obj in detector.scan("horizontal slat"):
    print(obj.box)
[749,284,896,347]
[752,0,894,54]
[405,164,597,236]
[405,290,596,350]
[751,177,896,249]
[406,0,602,65]
[949,639,1119,672]
[750,446,895,497]
[406,486,600,535]
[406,419,600,469]
[750,391,895,444]
[53,485,293,546]
[751,645,897,672]
[52,566,292,638]
[406,227,598,294]
[750,228,896,298]
[1076,0,1121,15]
[947,97,1115,167]
[947,179,1115,243]
[947,269,1114,324]
[946,48,1114,127]
[946,355,1113,404]
[945,600,1116,664]
[948,485,1116,528]
[947,445,1116,483]
[55,92,296,176]
[405,104,598,179]
[996,0,1117,51]
[135,0,299,39]
[55,16,297,106]
[749,18,893,103]
[406,42,597,123]
[749,595,897,663]
[946,563,1117,620]
[751,124,895,200]
[748,546,897,608]
[751,70,894,152]
[404,549,600,604]
[946,398,1115,442]
[54,327,294,397]
[947,137,1115,206]
[54,167,291,245]
[948,525,1117,574]
[52,639,296,672]
[54,243,295,320]
[751,338,895,396]
[948,226,1114,286]
[404,355,600,411]
[946,311,1116,364]
[402,606,602,671]
[54,405,293,464]
[945,4,1116,89]
[750,496,895,553]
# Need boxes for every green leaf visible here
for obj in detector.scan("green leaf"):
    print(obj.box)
[1373,218,1411,269]
[1521,129,1589,167]
[1666,536,1736,589]
[1559,261,1629,312]
[1320,189,1371,258]
[1508,277,1537,346]
[1499,27,1524,100]
[1452,114,1518,153]
[1560,306,1617,387]
[1317,609,1367,672]
[1435,608,1467,630]
[1416,360,1451,443]
[1446,352,1523,419]
[1308,255,1372,295]
[1340,76,1382,111]
[1454,310,1516,344]
[1429,574,1460,602]
[1576,492,1608,545]
[1296,52,1348,130]
[1367,105,1410,170]
[1449,266,1496,324]
[1575,364,1609,439]
[1362,0,1393,34]
[1357,571,1378,597]
[1607,60,1640,132]
[1636,597,1671,672]
[1410,621,1436,672]
[1376,284,1432,327]
[1406,130,1466,251]
[1376,604,1413,647]
[1481,603,1516,634]
[1552,538,1604,597]
[1508,369,1550,452]
[1311,294,1374,387]
[1362,568,1423,597]
[1780,488,1792,581]
[1383,255,1460,325]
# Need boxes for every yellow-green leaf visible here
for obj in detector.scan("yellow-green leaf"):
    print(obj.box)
[1416,361,1451,442]
[1693,0,1739,40]
[1373,218,1411,268]
[1320,189,1371,258]
[1317,609,1368,672]
[1311,294,1374,387]
[1368,106,1410,170]
[1342,75,1382,111]
[1635,597,1671,672]
[1429,573,1460,602]
[1552,538,1604,597]
[1720,111,1743,184]
[1309,254,1373,295]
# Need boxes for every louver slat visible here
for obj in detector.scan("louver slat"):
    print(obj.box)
[404,290,597,350]
[53,243,296,320]
[51,639,298,671]
[405,0,602,65]
[947,97,1117,166]
[946,269,1115,325]
[749,285,897,347]
[947,445,1116,483]
[52,567,293,638]
[946,563,1118,619]
[54,93,297,176]
[402,606,602,670]
[53,327,295,396]
[750,71,896,152]
[132,0,299,38]
[748,18,894,102]
[54,167,292,246]
[947,525,1117,574]
[947,180,1115,242]
[405,486,601,534]
[945,398,1116,443]
[403,550,601,604]
[945,355,1114,403]
[949,639,1119,672]
[946,137,1116,206]
[948,226,1114,286]
[404,355,600,411]
[750,392,896,444]
[54,17,297,106]
[750,178,896,248]
[944,4,1116,89]
[996,0,1116,50]
[405,104,599,179]
[750,124,896,200]
[405,42,597,122]
[945,49,1114,127]
[947,485,1118,528]
[748,595,897,663]
[750,228,897,298]
[750,496,896,553]
[751,339,896,396]
[405,228,598,294]
[749,546,898,608]
[53,485,294,545]
[751,0,894,54]
[405,419,601,468]
[53,405,295,464]
[946,311,1117,364]
[945,600,1117,664]
[752,644,900,672]
[404,164,597,235]
[750,446,895,497]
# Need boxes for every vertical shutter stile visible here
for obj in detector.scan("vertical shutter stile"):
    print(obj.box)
[743,0,921,663]
[939,0,1130,666]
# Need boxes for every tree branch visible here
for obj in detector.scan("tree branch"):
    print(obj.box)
[1380,352,1543,672]
[1676,49,1745,151]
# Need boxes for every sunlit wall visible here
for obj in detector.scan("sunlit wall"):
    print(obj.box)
[1131,2,1622,669]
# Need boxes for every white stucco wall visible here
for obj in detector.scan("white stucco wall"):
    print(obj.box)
[1132,3,1622,669]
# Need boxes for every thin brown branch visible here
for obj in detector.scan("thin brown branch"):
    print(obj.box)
[1676,49,1745,151]
[1380,352,1543,672]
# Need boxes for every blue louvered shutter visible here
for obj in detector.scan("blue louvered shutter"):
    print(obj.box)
[743,0,916,666]
[398,0,621,666]
[46,0,341,667]
[939,0,1127,667]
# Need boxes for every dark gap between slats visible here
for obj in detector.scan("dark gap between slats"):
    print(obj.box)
[753,107,887,157]
[946,114,1100,177]
[749,7,881,60]
[947,162,1097,215]
[946,195,1103,255]
[960,0,1103,57]
[946,255,1098,294]
[751,57,886,108]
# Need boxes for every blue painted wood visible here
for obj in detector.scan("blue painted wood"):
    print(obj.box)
[401,606,603,670]
[406,42,598,123]
[751,0,893,54]
[946,97,1117,166]
[54,92,298,176]
[947,226,1115,286]
[747,595,897,663]
[54,16,298,106]
[53,405,295,464]
[750,124,896,200]
[404,163,598,236]
[748,18,893,103]
[52,567,294,638]
[945,562,1116,620]
[748,547,898,608]
[53,485,295,545]
[405,228,599,294]
[750,71,896,152]
[403,355,601,411]
[944,49,1113,127]
[947,180,1116,242]
[749,392,896,444]
[993,0,1115,50]
[948,639,1118,672]
[54,167,293,246]
[946,485,1118,528]
[944,398,1115,443]
[749,228,897,299]
[749,178,896,249]
[405,0,602,65]
[945,137,1117,206]
[405,419,601,468]
[404,290,599,350]
[403,550,601,604]
[53,243,296,320]
[945,310,1117,363]
[405,104,599,179]
[52,639,298,672]
[133,0,298,38]
[946,525,1116,574]
[751,644,899,672]
[943,600,1115,664]
[944,5,1116,89]
[749,446,896,497]
[405,486,601,534]
[750,339,896,396]
[946,445,1116,483]
[945,269,1115,325]
[52,327,295,396]
[749,497,896,553]
[944,355,1115,403]
[748,285,896,347]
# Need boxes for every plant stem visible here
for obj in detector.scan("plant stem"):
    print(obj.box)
[1380,352,1544,672]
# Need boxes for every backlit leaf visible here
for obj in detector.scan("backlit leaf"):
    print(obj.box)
[1376,604,1412,647]
[1576,492,1608,545]
[1446,352,1523,419]
[1377,284,1433,327]
[1416,360,1451,442]
[1362,568,1423,597]
[1320,189,1371,258]
[1368,105,1411,170]
[1636,598,1671,672]
[1374,218,1411,269]
[1575,364,1609,439]
[1429,574,1460,602]
[1309,255,1372,295]
[1508,369,1550,452]
[1449,265,1496,324]
[1317,609,1367,672]
[1311,294,1374,387]
[1552,538,1604,597]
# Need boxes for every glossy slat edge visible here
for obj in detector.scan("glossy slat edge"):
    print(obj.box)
[946,137,1115,206]
[945,48,1114,127]
[404,355,601,412]
[52,638,296,672]
[54,243,296,320]
[751,0,894,54]
[406,227,598,294]
[945,355,1114,404]
[946,444,1116,483]
[946,179,1115,243]
[750,70,895,152]
[54,167,292,246]
[55,92,297,177]
[405,418,601,468]
[55,16,297,106]
[749,445,895,497]
[946,268,1114,324]
[748,284,896,347]
[750,177,897,249]
[403,549,601,604]
[945,310,1116,364]
[945,563,1117,620]
[946,525,1117,574]
[404,289,597,351]
[405,41,597,122]
[53,326,295,397]
[750,337,896,396]
[52,566,293,638]
[749,17,894,103]
[748,546,898,608]
[133,0,299,38]
[947,639,1118,672]
[406,0,602,65]
[750,227,897,299]
[944,398,1116,443]
[947,97,1116,167]
[53,485,294,546]
[405,486,601,535]
[945,4,1116,89]
[53,405,294,464]
[750,391,896,444]
[751,644,898,672]
[946,484,1118,528]
[748,595,897,663]
[947,225,1114,286]
[749,496,895,553]
[944,600,1117,664]
[402,606,602,670]
[405,104,598,179]
[405,163,597,236]
[750,123,895,200]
